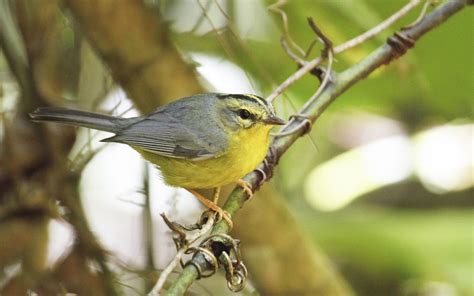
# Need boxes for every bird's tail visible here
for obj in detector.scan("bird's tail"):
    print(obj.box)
[29,107,134,133]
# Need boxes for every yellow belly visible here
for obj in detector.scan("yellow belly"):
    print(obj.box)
[135,125,271,189]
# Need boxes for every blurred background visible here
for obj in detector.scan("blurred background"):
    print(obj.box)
[0,0,472,295]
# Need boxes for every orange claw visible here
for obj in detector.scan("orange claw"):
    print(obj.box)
[237,179,254,199]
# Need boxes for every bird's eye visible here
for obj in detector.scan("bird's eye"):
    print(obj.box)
[238,109,251,120]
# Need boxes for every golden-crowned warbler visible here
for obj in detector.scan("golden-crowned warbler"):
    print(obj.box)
[30,93,285,226]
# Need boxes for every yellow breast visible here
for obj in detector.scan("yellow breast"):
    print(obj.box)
[136,124,272,189]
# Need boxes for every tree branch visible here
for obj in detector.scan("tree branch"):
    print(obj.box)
[148,213,216,295]
[334,0,422,53]
[267,0,424,102]
[163,0,470,294]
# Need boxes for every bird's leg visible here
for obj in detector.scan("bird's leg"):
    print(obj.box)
[212,187,221,204]
[186,189,233,229]
[237,179,253,198]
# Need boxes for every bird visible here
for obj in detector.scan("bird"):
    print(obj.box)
[29,93,285,227]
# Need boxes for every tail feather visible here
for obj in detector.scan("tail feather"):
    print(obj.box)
[29,107,134,133]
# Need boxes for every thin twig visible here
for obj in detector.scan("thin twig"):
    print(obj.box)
[273,19,334,138]
[268,0,306,57]
[402,0,436,29]
[191,0,213,33]
[266,56,323,102]
[280,37,306,66]
[301,55,333,112]
[334,0,422,53]
[211,0,285,90]
[303,39,319,59]
[149,249,186,296]
[148,213,216,295]
[196,0,259,93]
[163,1,470,294]
[273,49,333,138]
[266,0,424,102]
[143,163,155,292]
[307,17,333,50]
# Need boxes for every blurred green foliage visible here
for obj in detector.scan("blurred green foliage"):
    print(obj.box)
[302,207,473,296]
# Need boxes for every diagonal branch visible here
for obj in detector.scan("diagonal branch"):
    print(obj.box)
[334,0,423,53]
[267,0,424,102]
[163,0,471,294]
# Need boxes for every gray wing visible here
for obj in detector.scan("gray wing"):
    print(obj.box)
[102,102,227,160]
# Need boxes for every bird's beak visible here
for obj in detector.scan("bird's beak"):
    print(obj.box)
[262,115,286,125]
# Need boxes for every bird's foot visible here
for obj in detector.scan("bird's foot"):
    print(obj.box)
[187,189,233,229]
[215,208,233,230]
[237,179,254,199]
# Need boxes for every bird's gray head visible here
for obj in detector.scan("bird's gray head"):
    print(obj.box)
[216,94,285,130]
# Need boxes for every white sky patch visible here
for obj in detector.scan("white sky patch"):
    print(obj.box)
[192,53,257,94]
